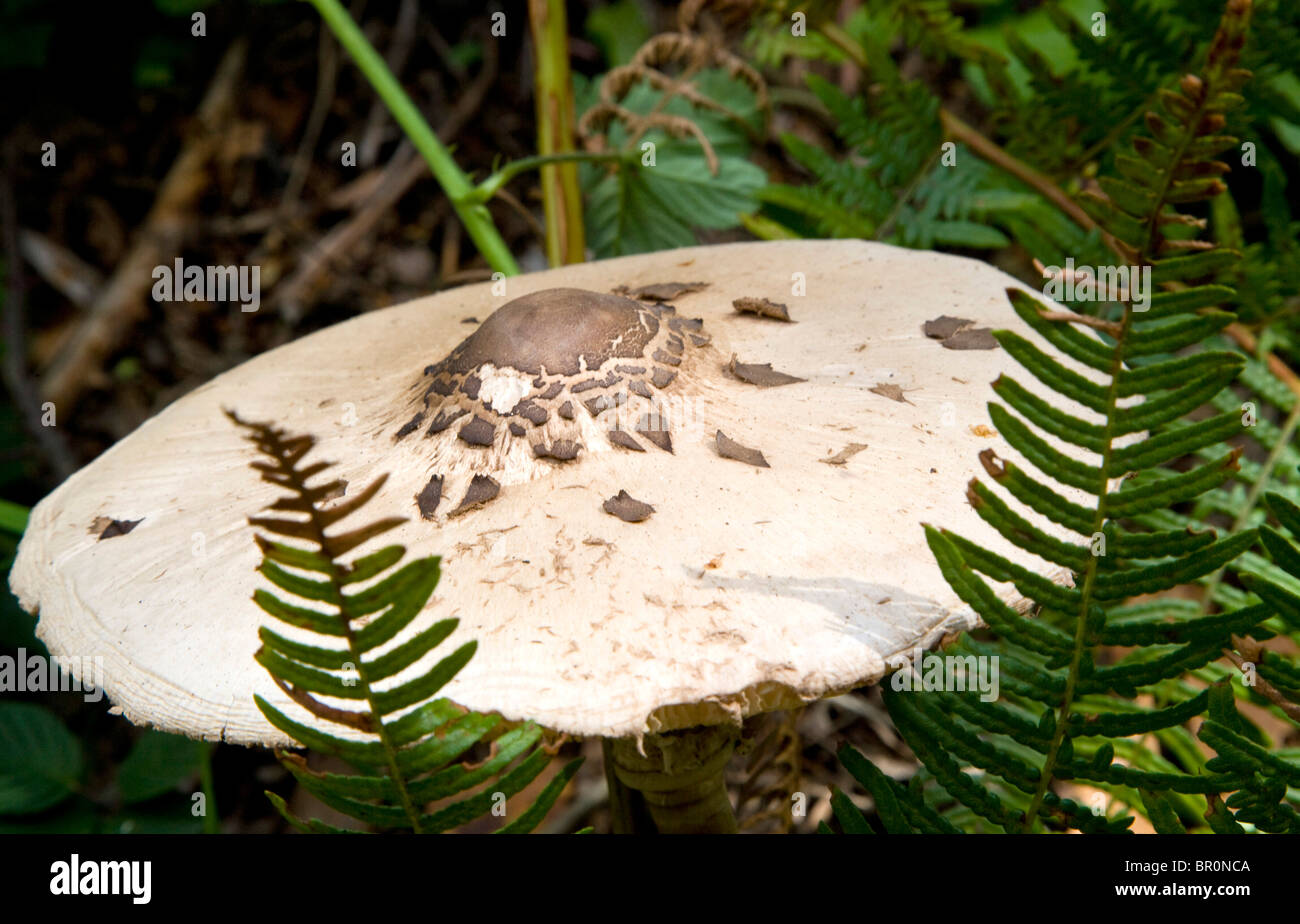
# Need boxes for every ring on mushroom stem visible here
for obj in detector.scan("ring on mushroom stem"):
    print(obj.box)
[607,726,741,834]
[11,241,1085,833]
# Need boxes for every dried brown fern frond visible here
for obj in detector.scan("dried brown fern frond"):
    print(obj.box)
[579,104,721,173]
[578,8,769,169]
[628,32,769,114]
[733,710,802,833]
[676,0,791,34]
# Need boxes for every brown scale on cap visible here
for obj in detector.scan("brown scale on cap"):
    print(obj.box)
[716,430,770,468]
[415,475,444,519]
[395,287,710,520]
[603,490,655,522]
[91,517,143,540]
[449,474,500,516]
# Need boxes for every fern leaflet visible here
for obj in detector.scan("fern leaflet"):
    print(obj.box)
[830,0,1300,834]
[230,411,580,833]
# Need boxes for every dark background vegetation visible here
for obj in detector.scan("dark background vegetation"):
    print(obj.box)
[1,0,1297,833]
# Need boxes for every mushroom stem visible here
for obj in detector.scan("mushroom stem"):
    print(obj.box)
[602,740,657,834]
[607,725,739,834]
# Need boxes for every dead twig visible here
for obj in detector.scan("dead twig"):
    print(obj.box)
[1,148,78,481]
[40,40,248,411]
[1226,638,1300,722]
[733,710,801,833]
[358,0,420,167]
[272,141,423,320]
[17,228,104,309]
[272,29,497,320]
[1033,309,1124,335]
[1222,322,1300,400]
[438,205,461,282]
[492,187,546,243]
[938,109,1102,242]
[281,23,339,213]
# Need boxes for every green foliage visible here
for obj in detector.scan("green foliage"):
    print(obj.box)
[0,700,212,833]
[767,71,1009,249]
[754,0,1300,300]
[0,503,39,652]
[1208,488,1300,831]
[0,0,53,71]
[753,28,1108,266]
[825,0,1300,834]
[578,58,767,257]
[230,412,579,833]
[986,1,1197,174]
[152,0,213,14]
[583,0,652,69]
[116,731,208,805]
[0,702,83,814]
[985,0,1300,177]
[133,35,192,89]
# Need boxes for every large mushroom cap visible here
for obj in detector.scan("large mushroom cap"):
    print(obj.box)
[12,240,1082,745]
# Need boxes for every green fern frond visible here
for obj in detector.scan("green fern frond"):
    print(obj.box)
[228,411,579,833]
[576,35,767,257]
[770,65,1029,251]
[760,39,1110,265]
[988,1,1235,175]
[829,0,1294,835]
[993,0,1299,200]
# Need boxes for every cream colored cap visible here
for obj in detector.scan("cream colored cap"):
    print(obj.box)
[11,240,1082,745]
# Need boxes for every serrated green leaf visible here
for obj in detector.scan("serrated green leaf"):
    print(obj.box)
[1005,288,1114,373]
[117,731,205,805]
[258,626,352,670]
[385,699,468,748]
[987,404,1104,493]
[1108,456,1240,519]
[1108,414,1242,473]
[253,696,383,769]
[419,747,553,833]
[1124,311,1235,357]
[992,375,1107,452]
[0,703,82,815]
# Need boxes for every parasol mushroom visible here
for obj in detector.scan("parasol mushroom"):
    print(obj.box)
[11,240,1088,832]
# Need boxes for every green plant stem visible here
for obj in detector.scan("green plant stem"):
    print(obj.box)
[528,0,585,266]
[875,146,940,241]
[740,212,801,240]
[472,152,627,203]
[818,22,867,68]
[0,498,29,534]
[199,742,219,834]
[1023,45,1232,828]
[322,537,425,832]
[1022,305,1135,832]
[305,0,520,275]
